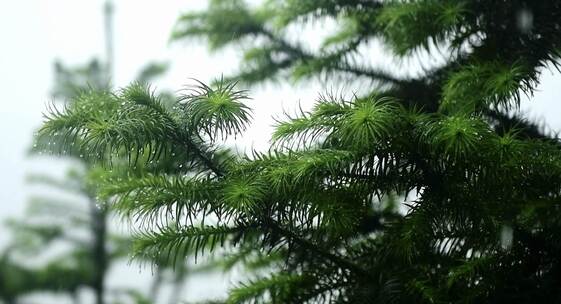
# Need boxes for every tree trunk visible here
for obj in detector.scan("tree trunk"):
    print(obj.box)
[149,267,163,303]
[168,267,187,304]
[90,202,107,304]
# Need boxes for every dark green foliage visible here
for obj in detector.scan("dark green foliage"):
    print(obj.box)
[38,0,561,303]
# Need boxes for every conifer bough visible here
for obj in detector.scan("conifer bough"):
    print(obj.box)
[39,0,561,303]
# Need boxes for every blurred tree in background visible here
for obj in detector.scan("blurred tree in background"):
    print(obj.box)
[0,60,117,304]
[36,0,561,303]
[0,61,188,304]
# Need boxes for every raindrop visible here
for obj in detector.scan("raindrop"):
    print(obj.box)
[500,224,513,249]
[516,8,533,33]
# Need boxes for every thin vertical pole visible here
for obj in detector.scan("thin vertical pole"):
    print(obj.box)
[104,0,114,85]
[92,5,113,304]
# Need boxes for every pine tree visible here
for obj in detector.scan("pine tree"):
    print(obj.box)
[38,0,561,303]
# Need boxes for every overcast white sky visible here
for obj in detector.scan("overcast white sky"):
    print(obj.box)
[0,0,324,231]
[0,0,560,303]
